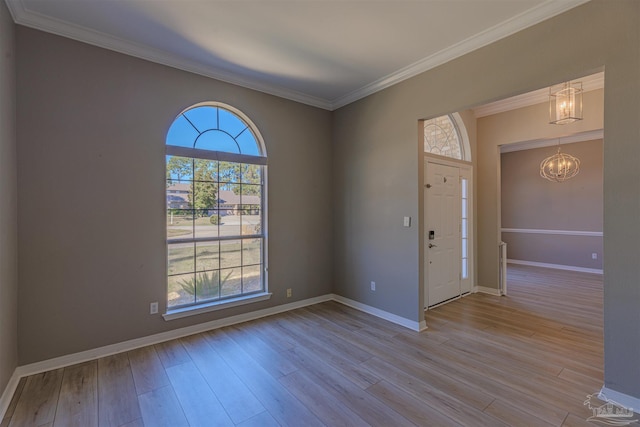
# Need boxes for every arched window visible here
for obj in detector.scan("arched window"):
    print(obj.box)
[165,103,267,313]
[423,114,465,160]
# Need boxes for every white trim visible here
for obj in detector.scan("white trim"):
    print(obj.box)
[474,286,502,296]
[499,129,604,153]
[14,294,332,378]
[330,0,590,109]
[474,72,604,118]
[451,112,472,163]
[0,370,21,420]
[423,153,472,169]
[163,292,273,321]
[460,168,474,295]
[508,259,603,275]
[6,0,589,111]
[176,101,268,158]
[331,294,426,332]
[166,145,268,166]
[499,241,508,296]
[599,387,640,414]
[501,228,603,237]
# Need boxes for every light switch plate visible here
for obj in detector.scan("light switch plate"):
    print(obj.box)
[403,216,411,227]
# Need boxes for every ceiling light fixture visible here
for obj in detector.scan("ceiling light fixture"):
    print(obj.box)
[549,81,583,124]
[540,141,580,182]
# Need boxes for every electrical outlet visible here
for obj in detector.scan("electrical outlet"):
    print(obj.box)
[286,288,292,298]
[370,281,376,291]
[150,302,158,314]
[592,253,598,260]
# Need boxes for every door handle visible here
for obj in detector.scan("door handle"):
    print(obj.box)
[429,243,437,248]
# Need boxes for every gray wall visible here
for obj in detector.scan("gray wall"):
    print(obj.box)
[332,0,640,399]
[501,139,603,270]
[0,0,17,397]
[16,27,333,364]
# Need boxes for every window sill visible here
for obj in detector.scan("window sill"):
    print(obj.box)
[163,292,272,321]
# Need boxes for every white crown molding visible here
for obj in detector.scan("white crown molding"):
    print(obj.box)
[474,93,550,118]
[7,0,589,111]
[4,0,333,110]
[500,129,604,153]
[474,72,604,118]
[330,0,591,110]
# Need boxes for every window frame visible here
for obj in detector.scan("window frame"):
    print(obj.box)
[163,103,269,320]
[422,113,471,162]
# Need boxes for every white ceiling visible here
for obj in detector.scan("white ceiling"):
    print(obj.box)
[5,0,588,110]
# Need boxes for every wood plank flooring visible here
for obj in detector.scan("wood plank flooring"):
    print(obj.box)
[2,265,604,426]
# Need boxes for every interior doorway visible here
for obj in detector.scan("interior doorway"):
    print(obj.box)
[499,133,604,276]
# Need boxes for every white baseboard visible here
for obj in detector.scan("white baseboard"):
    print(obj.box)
[599,386,640,413]
[331,294,426,331]
[0,370,21,420]
[508,259,603,275]
[13,294,334,380]
[2,291,423,417]
[475,286,502,296]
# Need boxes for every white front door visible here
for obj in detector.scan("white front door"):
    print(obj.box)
[425,162,461,307]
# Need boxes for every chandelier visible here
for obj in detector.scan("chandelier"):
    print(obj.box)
[549,81,583,124]
[540,144,581,182]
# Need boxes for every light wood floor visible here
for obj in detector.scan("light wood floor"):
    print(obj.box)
[2,265,604,426]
